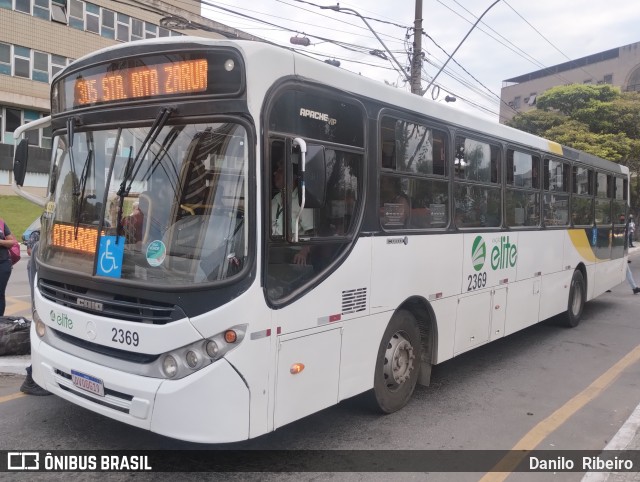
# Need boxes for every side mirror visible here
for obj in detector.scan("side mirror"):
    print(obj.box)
[13,139,29,187]
[298,144,326,209]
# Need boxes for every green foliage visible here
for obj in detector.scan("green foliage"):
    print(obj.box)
[506,109,566,136]
[536,84,620,116]
[544,120,633,161]
[506,83,640,212]
[572,93,640,137]
[0,195,44,237]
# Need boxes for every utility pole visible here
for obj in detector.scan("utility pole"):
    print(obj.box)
[410,0,423,95]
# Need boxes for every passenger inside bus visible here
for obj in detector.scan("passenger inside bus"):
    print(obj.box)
[270,143,314,264]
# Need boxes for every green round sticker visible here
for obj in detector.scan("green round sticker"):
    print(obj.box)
[471,236,486,272]
[146,240,166,267]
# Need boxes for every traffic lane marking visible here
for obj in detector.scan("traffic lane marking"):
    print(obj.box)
[4,296,30,316]
[480,343,640,481]
[0,392,26,404]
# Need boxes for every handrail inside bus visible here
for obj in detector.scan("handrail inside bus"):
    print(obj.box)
[293,137,306,243]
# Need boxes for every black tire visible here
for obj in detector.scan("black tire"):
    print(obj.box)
[367,309,422,413]
[565,270,585,328]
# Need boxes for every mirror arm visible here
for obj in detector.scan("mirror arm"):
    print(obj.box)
[292,137,307,243]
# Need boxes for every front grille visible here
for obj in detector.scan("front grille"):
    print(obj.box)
[39,278,183,324]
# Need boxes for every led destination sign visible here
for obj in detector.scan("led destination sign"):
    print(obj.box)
[74,59,208,107]
[55,50,244,112]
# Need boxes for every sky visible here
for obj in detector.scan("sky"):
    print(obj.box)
[195,0,640,122]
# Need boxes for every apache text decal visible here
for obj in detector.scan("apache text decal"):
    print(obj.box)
[299,108,337,125]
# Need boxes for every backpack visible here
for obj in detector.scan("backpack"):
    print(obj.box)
[0,317,31,356]
[0,219,20,265]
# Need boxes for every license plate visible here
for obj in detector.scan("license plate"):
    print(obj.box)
[71,370,105,397]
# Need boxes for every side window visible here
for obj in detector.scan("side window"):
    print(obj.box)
[455,137,500,183]
[454,136,501,228]
[380,116,449,230]
[266,140,364,303]
[572,166,593,226]
[543,158,569,226]
[269,140,315,239]
[505,149,540,227]
[612,177,627,226]
[595,172,612,225]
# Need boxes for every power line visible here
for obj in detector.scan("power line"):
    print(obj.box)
[501,0,596,81]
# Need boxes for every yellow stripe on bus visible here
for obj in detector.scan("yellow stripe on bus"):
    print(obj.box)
[547,141,563,155]
[568,229,597,262]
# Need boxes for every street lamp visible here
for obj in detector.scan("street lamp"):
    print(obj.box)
[320,4,409,82]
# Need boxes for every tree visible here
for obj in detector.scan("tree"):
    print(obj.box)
[535,84,619,116]
[505,84,640,213]
[506,109,566,137]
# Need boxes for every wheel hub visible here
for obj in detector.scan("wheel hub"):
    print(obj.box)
[383,331,416,389]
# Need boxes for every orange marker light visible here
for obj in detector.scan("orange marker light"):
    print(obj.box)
[224,330,237,343]
[290,363,305,375]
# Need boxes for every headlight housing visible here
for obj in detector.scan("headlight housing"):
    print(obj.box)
[159,324,247,379]
[33,310,46,338]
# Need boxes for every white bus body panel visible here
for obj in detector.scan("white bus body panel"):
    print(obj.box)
[31,325,250,442]
[268,237,377,428]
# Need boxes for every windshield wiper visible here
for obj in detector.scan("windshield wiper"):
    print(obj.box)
[66,117,79,196]
[115,107,173,238]
[73,142,94,239]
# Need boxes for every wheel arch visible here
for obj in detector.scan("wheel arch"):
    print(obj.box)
[575,262,588,298]
[396,296,438,386]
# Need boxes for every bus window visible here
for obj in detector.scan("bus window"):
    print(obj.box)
[543,158,569,226]
[454,137,501,228]
[454,137,500,184]
[506,149,540,228]
[384,118,448,177]
[454,184,501,228]
[266,147,363,301]
[595,172,612,225]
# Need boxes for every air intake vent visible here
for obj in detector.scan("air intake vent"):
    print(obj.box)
[39,278,183,324]
[342,288,367,315]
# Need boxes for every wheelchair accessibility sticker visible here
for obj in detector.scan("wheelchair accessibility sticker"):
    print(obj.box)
[96,236,124,278]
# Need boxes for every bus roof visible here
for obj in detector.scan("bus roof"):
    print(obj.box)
[60,37,627,176]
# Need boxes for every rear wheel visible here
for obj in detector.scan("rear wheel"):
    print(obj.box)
[368,310,421,413]
[565,270,585,327]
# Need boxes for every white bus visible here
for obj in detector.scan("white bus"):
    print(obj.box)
[13,37,629,443]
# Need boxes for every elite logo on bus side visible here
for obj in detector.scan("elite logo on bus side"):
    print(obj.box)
[466,235,518,292]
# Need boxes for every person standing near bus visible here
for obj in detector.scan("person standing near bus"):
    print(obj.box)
[629,214,636,247]
[20,229,50,395]
[627,260,640,294]
[0,219,18,317]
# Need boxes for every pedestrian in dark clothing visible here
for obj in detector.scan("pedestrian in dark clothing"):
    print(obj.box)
[20,229,50,396]
[0,219,18,316]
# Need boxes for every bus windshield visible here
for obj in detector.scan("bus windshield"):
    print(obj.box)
[40,121,249,286]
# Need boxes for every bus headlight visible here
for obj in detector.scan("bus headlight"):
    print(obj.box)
[33,311,46,338]
[162,355,178,378]
[205,340,219,358]
[156,324,247,379]
[186,350,199,368]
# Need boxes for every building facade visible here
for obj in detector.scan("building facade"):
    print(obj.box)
[500,41,640,123]
[0,0,257,191]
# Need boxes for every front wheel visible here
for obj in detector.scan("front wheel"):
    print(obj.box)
[367,310,422,413]
[565,270,585,328]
